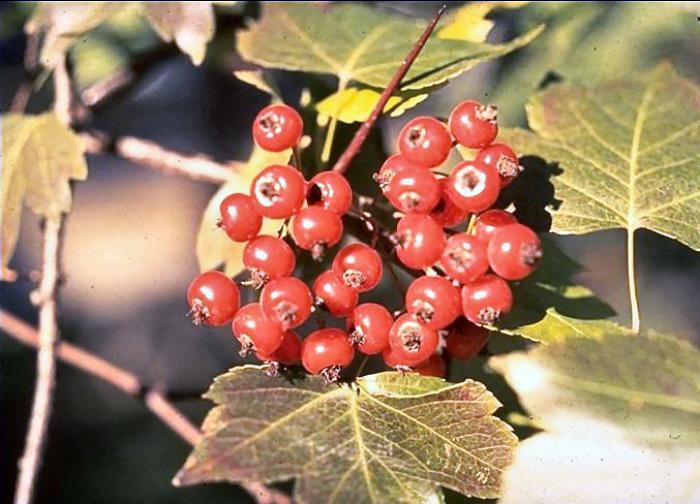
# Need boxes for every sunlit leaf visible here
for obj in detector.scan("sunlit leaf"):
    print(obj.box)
[316,88,429,124]
[175,368,517,502]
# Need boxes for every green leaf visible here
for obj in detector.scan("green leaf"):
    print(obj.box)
[174,368,517,502]
[490,331,700,503]
[501,63,700,250]
[1,113,88,280]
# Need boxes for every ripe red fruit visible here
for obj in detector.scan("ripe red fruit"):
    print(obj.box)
[218,193,262,242]
[476,143,520,187]
[301,328,355,381]
[448,100,498,149]
[461,274,513,325]
[445,320,489,360]
[348,303,393,355]
[430,179,469,227]
[231,303,285,356]
[187,271,240,326]
[440,233,489,284]
[260,276,313,329]
[250,164,306,219]
[445,160,500,213]
[243,235,296,287]
[405,276,461,330]
[388,313,439,365]
[415,353,446,378]
[307,171,352,215]
[396,214,446,270]
[252,103,303,152]
[487,223,542,280]
[256,329,301,365]
[332,243,383,292]
[386,165,442,214]
[374,154,419,194]
[383,346,413,369]
[473,209,517,245]
[290,206,344,258]
[397,116,452,168]
[313,270,359,317]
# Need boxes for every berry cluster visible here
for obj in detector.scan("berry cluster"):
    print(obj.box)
[186,99,542,382]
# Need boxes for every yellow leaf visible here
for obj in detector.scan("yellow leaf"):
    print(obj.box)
[316,88,428,124]
[438,2,530,43]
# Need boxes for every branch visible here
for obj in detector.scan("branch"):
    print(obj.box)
[10,32,40,113]
[0,310,291,504]
[331,4,447,174]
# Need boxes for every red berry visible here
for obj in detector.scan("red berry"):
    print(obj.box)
[252,103,303,152]
[395,214,446,270]
[348,303,393,355]
[250,164,306,219]
[374,154,419,194]
[440,233,489,284]
[388,313,439,365]
[243,235,296,287]
[313,270,359,317]
[218,193,262,242]
[473,209,517,245]
[405,276,461,330]
[307,171,352,215]
[430,178,469,227]
[231,303,284,356]
[397,116,452,168]
[448,100,498,149]
[415,353,446,378]
[386,165,442,214]
[260,276,313,329]
[187,271,240,326]
[290,206,343,258]
[332,243,383,292]
[301,328,355,381]
[445,320,489,360]
[445,160,500,213]
[256,329,301,365]
[461,274,513,325]
[487,223,542,280]
[476,143,520,187]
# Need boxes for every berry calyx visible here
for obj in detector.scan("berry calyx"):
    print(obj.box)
[448,100,498,149]
[250,164,306,219]
[386,165,442,214]
[260,276,313,329]
[290,206,344,259]
[186,271,240,326]
[243,235,296,288]
[405,276,461,330]
[473,209,517,245]
[374,154,417,193]
[313,270,359,317]
[414,353,446,378]
[397,116,452,168]
[348,303,393,355]
[218,193,262,242]
[440,233,489,284]
[332,243,383,292]
[395,214,446,270]
[388,313,439,365]
[307,171,352,215]
[430,179,469,227]
[461,274,513,325]
[252,103,303,152]
[231,303,285,356]
[445,319,489,360]
[256,329,301,366]
[445,160,500,213]
[476,143,521,187]
[301,328,355,382]
[487,223,542,280]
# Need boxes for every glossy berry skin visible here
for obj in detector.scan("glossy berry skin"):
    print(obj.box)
[461,274,513,325]
[445,160,500,213]
[448,100,498,149]
[307,171,352,215]
[243,235,296,285]
[389,314,440,365]
[440,233,489,284]
[250,164,306,219]
[405,276,461,330]
[396,214,446,270]
[386,165,442,214]
[252,104,303,152]
[415,353,446,378]
[445,320,489,360]
[430,179,469,227]
[218,193,262,242]
[487,223,542,280]
[313,270,359,317]
[476,143,520,187]
[301,328,355,377]
[256,329,301,365]
[397,116,452,168]
[348,303,393,355]
[290,206,343,255]
[473,209,517,245]
[332,243,383,292]
[260,276,313,329]
[231,303,284,356]
[374,154,418,194]
[187,271,240,326]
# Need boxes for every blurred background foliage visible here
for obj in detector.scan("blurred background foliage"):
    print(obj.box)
[1,2,699,503]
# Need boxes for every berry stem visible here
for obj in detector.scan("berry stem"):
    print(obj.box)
[292,145,303,171]
[355,354,370,378]
[322,78,349,163]
[331,4,448,174]
[627,227,641,333]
